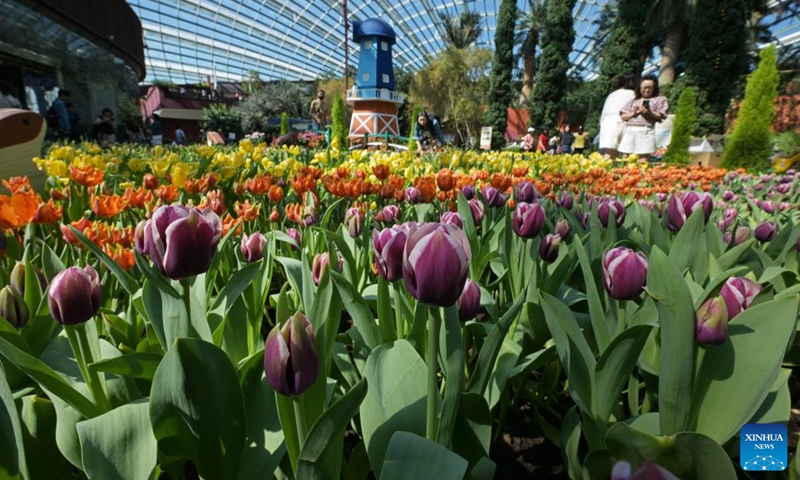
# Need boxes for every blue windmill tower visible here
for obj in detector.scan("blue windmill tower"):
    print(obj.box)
[347,18,404,139]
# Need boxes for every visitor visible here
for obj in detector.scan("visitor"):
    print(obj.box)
[412,111,444,154]
[66,102,82,142]
[599,74,635,159]
[537,128,549,152]
[0,81,22,109]
[116,122,130,144]
[49,89,71,139]
[151,113,163,146]
[573,126,589,155]
[93,108,116,147]
[175,125,187,145]
[522,127,536,152]
[309,90,327,130]
[548,130,560,154]
[618,74,669,162]
[560,124,574,154]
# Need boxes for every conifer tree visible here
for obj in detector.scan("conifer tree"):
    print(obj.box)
[485,0,517,149]
[721,46,779,170]
[663,87,696,164]
[596,0,652,96]
[529,0,577,129]
[331,93,348,151]
[280,112,289,135]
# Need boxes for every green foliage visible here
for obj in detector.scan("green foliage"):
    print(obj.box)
[485,0,517,149]
[722,46,779,170]
[280,112,290,135]
[596,0,652,95]
[331,93,348,150]
[529,0,577,129]
[411,47,492,145]
[664,87,697,164]
[439,11,483,49]
[774,130,800,155]
[234,81,309,133]
[408,106,422,151]
[684,0,748,134]
[565,78,603,133]
[201,104,241,137]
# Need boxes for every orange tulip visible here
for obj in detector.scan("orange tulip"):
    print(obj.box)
[155,185,179,204]
[373,164,390,181]
[33,199,63,224]
[103,244,135,271]
[123,187,153,210]
[0,192,39,230]
[70,165,104,188]
[2,177,34,194]
[268,185,284,203]
[436,169,455,192]
[91,194,128,218]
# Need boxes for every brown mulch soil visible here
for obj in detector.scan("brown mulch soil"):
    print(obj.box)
[491,403,568,479]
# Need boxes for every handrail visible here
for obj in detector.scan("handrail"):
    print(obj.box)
[345,88,405,103]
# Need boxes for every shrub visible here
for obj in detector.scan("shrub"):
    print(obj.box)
[663,88,697,164]
[408,106,422,152]
[331,93,348,150]
[280,112,289,135]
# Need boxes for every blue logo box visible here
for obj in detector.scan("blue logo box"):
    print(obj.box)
[740,423,787,471]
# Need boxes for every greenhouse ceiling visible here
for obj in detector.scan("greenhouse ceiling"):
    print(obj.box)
[127,0,800,85]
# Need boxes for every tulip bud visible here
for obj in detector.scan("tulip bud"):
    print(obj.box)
[241,232,267,262]
[457,279,481,322]
[287,228,301,250]
[264,313,319,396]
[722,190,734,201]
[760,200,776,214]
[143,173,159,190]
[695,296,729,345]
[312,252,342,286]
[539,234,561,263]
[145,205,222,280]
[602,247,648,301]
[481,186,506,208]
[441,211,463,229]
[405,187,421,204]
[720,277,761,321]
[558,191,574,210]
[754,221,778,243]
[461,185,475,200]
[134,219,150,255]
[382,205,401,224]
[373,226,409,282]
[269,210,280,222]
[345,207,364,238]
[48,265,102,325]
[597,199,625,228]
[611,460,679,480]
[512,202,546,239]
[724,226,750,245]
[9,261,46,297]
[666,191,713,232]
[515,181,537,203]
[554,219,570,239]
[0,286,29,329]
[403,223,471,307]
[468,198,484,226]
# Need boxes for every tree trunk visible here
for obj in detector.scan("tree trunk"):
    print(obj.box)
[659,26,683,84]
[519,33,538,104]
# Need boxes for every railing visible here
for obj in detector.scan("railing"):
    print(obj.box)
[346,87,404,103]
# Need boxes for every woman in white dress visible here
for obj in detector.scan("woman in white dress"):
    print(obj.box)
[598,74,635,159]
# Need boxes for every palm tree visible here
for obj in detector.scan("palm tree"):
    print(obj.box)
[439,10,483,49]
[644,0,696,84]
[516,0,548,104]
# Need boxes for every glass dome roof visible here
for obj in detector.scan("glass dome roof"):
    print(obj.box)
[127,0,800,85]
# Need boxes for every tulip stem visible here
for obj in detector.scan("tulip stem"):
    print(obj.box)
[393,282,406,338]
[294,395,308,450]
[427,306,441,441]
[66,323,111,413]
[617,301,627,337]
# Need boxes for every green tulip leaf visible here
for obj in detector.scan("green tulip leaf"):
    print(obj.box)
[150,338,246,480]
[560,406,583,480]
[749,368,791,425]
[275,255,314,314]
[69,226,139,295]
[297,378,368,479]
[134,251,181,299]
[436,304,464,448]
[20,395,67,479]
[88,352,162,381]
[380,431,468,480]
[594,325,652,425]
[331,271,381,350]
[77,400,157,480]
[717,238,755,271]
[668,207,706,276]
[360,340,427,478]
[646,246,694,436]
[575,238,611,352]
[689,296,798,444]
[0,365,28,480]
[605,423,736,480]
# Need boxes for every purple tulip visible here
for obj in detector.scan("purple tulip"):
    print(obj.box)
[666,191,713,232]
[539,234,561,263]
[312,252,342,286]
[0,286,29,329]
[512,202,546,239]
[405,187,421,204]
[760,200,777,214]
[481,186,507,208]
[554,219,570,239]
[576,211,590,229]
[597,199,625,228]
[47,266,102,325]
[722,190,735,201]
[611,460,679,480]
[241,232,267,263]
[264,312,319,397]
[287,228,301,250]
[457,279,481,322]
[602,247,648,301]
[403,223,471,307]
[558,191,574,210]
[469,198,485,226]
[461,185,475,200]
[717,208,738,232]
[9,261,46,297]
[754,221,778,243]
[723,226,751,245]
[695,296,729,345]
[134,219,149,255]
[720,277,761,321]
[382,205,401,224]
[515,181,537,203]
[441,211,463,229]
[780,201,792,212]
[656,192,668,202]
[345,207,364,238]
[143,204,222,280]
[777,183,791,194]
[373,226,409,282]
